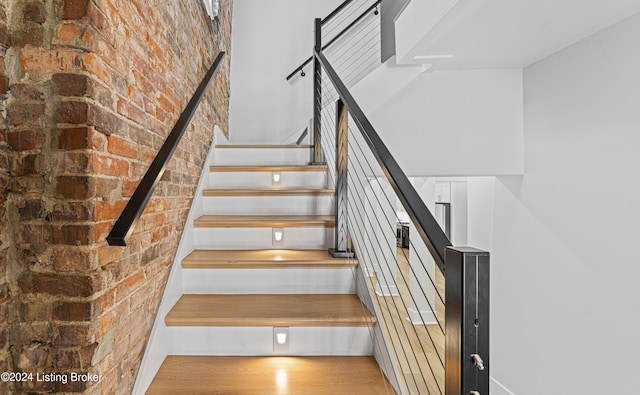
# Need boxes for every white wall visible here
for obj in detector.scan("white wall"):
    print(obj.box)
[394,0,461,64]
[229,0,341,143]
[353,68,524,176]
[467,12,640,394]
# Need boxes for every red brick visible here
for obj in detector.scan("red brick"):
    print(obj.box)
[94,221,113,243]
[116,96,147,125]
[121,179,138,198]
[18,199,45,221]
[51,224,95,245]
[95,200,126,221]
[96,310,115,337]
[13,153,40,176]
[20,48,86,72]
[0,23,9,48]
[62,0,89,20]
[57,100,88,124]
[0,75,8,94]
[53,344,97,370]
[58,126,106,150]
[54,324,91,347]
[91,177,119,198]
[7,130,44,151]
[84,52,111,85]
[53,301,93,321]
[93,289,115,317]
[12,24,44,47]
[92,153,129,177]
[93,245,123,269]
[58,127,89,149]
[18,272,94,298]
[55,22,91,49]
[55,175,91,198]
[52,201,93,221]
[8,103,45,125]
[107,135,137,159]
[18,224,50,244]
[52,73,88,96]
[52,248,92,272]
[87,105,121,134]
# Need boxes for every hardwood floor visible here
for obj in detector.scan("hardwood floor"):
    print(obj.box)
[209,165,328,172]
[181,249,358,269]
[193,214,335,228]
[146,356,396,395]
[165,294,376,327]
[365,247,446,394]
[202,188,335,196]
[216,144,314,149]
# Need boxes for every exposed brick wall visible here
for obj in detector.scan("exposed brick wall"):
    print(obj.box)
[0,2,11,393]
[0,0,232,393]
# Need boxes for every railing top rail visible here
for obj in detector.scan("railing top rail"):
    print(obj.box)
[322,0,356,25]
[106,51,226,246]
[314,48,452,271]
[286,0,382,81]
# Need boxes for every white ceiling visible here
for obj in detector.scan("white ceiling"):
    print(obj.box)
[401,0,640,69]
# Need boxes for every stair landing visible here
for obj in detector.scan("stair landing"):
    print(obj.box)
[146,356,397,395]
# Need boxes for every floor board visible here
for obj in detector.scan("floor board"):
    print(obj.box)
[193,214,335,228]
[165,294,376,327]
[182,249,357,268]
[146,356,397,395]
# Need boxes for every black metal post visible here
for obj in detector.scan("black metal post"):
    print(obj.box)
[330,99,354,258]
[311,18,325,165]
[445,247,490,395]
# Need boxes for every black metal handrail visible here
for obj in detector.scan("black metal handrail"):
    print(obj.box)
[314,45,490,395]
[322,0,356,24]
[285,0,382,81]
[314,48,451,271]
[106,51,226,246]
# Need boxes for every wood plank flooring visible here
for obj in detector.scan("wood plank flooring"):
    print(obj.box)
[210,165,327,172]
[193,214,335,228]
[146,356,396,395]
[182,249,357,268]
[165,294,376,327]
[216,144,314,149]
[203,188,335,196]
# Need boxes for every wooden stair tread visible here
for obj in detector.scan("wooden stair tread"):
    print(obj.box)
[194,214,335,228]
[210,165,327,172]
[216,144,314,149]
[165,294,376,327]
[147,356,396,395]
[182,249,357,268]
[203,188,335,196]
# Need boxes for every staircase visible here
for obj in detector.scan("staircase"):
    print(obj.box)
[142,145,396,394]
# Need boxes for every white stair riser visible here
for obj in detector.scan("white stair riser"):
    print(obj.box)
[203,195,334,215]
[194,227,334,250]
[214,148,312,165]
[183,267,356,294]
[165,326,374,356]
[208,171,327,188]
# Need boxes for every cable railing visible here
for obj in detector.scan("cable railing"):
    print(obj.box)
[107,52,226,246]
[292,3,490,393]
[285,0,381,82]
